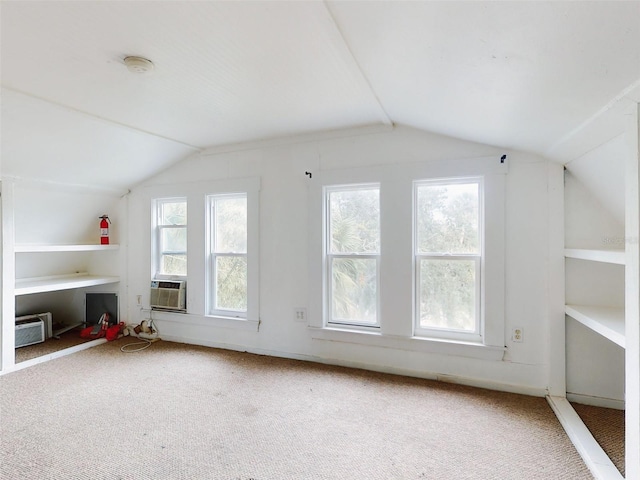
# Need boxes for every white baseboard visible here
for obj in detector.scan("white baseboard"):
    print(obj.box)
[567,392,625,410]
[159,334,548,398]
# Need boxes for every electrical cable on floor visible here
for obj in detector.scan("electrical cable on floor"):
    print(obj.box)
[120,315,159,353]
[120,338,154,353]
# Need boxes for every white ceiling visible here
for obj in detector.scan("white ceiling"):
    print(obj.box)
[1,1,639,191]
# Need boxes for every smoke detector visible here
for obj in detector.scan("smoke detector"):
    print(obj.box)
[123,56,154,74]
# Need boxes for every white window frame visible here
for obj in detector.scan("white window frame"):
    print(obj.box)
[324,184,381,329]
[198,178,260,323]
[153,197,187,280]
[413,177,483,343]
[207,193,248,319]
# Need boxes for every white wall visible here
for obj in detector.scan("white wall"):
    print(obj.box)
[0,181,4,369]
[126,126,558,395]
[566,134,627,227]
[13,185,118,245]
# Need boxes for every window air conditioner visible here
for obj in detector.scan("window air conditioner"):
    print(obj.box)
[16,312,53,339]
[15,313,50,348]
[150,280,186,311]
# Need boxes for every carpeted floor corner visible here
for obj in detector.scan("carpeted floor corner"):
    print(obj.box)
[572,402,625,477]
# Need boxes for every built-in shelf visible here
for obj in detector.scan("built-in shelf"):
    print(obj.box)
[565,304,625,349]
[15,244,119,253]
[15,273,119,296]
[564,248,625,265]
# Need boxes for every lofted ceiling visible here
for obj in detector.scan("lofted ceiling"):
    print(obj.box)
[1,1,639,192]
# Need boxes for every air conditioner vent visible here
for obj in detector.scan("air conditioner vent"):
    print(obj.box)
[15,318,45,348]
[150,280,186,311]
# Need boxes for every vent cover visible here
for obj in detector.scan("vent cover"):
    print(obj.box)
[150,280,186,311]
[15,319,45,348]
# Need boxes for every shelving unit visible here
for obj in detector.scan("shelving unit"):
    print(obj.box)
[14,243,121,339]
[561,251,626,479]
[558,113,639,479]
[0,179,125,376]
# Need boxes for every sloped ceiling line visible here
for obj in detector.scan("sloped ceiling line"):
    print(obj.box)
[2,174,128,196]
[546,79,640,162]
[2,86,203,152]
[323,0,393,128]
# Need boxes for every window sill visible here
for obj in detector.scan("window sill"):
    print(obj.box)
[309,326,505,361]
[150,310,259,332]
[205,315,259,331]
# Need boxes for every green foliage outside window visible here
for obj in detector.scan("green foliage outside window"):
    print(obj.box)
[216,256,247,311]
[159,200,187,276]
[329,188,379,324]
[213,196,248,313]
[416,182,480,332]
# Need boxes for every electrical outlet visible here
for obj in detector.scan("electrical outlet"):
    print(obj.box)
[294,308,307,322]
[512,327,524,343]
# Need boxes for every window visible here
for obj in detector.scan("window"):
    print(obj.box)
[155,198,187,277]
[208,194,248,317]
[325,184,380,327]
[414,178,482,340]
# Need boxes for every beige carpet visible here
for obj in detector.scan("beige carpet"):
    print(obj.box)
[1,340,593,479]
[572,402,625,477]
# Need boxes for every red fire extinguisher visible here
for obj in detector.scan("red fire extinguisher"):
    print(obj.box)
[99,215,111,245]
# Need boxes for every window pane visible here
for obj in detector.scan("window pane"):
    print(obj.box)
[215,197,247,253]
[329,188,379,254]
[160,201,186,225]
[416,183,479,254]
[161,227,186,252]
[161,254,187,276]
[331,258,377,324]
[216,256,247,311]
[419,259,476,332]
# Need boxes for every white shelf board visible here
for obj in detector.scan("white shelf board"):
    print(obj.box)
[15,244,119,253]
[564,248,625,265]
[15,273,119,296]
[565,304,625,349]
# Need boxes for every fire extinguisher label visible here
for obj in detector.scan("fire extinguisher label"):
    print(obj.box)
[101,229,108,236]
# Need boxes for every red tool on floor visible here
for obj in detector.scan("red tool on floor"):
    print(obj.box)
[80,313,120,340]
